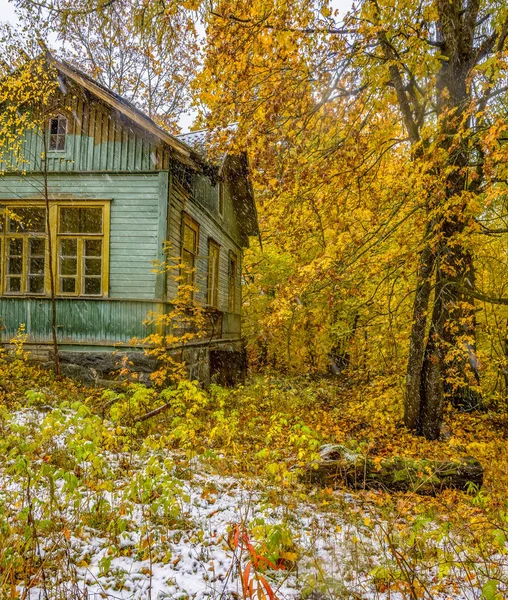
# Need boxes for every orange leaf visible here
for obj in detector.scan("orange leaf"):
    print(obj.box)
[242,560,252,596]
[258,575,277,600]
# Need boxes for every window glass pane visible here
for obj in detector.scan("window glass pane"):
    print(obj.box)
[0,212,4,232]
[59,207,102,234]
[9,208,46,233]
[50,118,58,135]
[84,277,101,295]
[183,223,196,252]
[29,276,44,294]
[60,278,76,293]
[8,238,23,255]
[56,135,65,151]
[60,238,77,256]
[29,237,45,256]
[84,239,102,256]
[85,258,101,276]
[60,258,77,276]
[58,118,67,134]
[8,257,22,275]
[7,278,21,293]
[182,249,194,269]
[82,208,102,233]
[29,258,45,275]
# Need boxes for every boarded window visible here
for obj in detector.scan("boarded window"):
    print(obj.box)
[49,115,67,151]
[57,206,104,296]
[207,239,220,308]
[228,251,238,313]
[1,207,47,295]
[181,214,199,295]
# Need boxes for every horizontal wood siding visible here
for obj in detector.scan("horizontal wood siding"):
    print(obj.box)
[0,173,161,299]
[168,179,243,336]
[0,298,157,345]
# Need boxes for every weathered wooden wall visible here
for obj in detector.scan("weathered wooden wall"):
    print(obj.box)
[0,172,164,299]
[167,176,243,317]
[0,297,157,344]
[0,84,170,174]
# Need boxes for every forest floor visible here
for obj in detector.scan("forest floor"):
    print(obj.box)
[0,349,507,600]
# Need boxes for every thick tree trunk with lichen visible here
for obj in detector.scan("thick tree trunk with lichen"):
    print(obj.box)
[403,0,488,438]
[305,445,483,495]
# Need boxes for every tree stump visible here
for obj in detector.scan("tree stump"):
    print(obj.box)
[305,444,484,495]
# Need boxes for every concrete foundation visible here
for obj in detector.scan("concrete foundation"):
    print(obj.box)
[16,339,246,387]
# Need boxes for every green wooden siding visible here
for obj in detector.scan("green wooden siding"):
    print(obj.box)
[0,172,162,299]
[0,92,169,174]
[0,298,157,345]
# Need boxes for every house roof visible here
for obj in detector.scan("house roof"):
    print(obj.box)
[177,125,238,168]
[177,129,209,154]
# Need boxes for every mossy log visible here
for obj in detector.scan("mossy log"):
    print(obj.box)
[305,444,483,495]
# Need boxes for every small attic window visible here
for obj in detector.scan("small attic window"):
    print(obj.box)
[49,115,67,151]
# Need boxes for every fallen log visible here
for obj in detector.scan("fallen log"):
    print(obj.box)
[305,444,483,495]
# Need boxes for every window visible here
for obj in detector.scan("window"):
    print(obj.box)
[207,240,220,308]
[228,251,238,313]
[57,206,104,296]
[1,207,47,295]
[49,115,67,151]
[181,214,199,294]
[0,202,109,298]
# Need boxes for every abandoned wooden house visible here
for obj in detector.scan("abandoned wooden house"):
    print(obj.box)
[0,53,258,383]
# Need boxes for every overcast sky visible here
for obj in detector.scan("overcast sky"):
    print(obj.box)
[0,0,17,21]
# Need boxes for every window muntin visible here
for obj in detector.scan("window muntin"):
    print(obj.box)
[207,240,220,308]
[2,207,47,295]
[228,251,238,313]
[57,206,104,297]
[49,115,67,152]
[181,214,199,294]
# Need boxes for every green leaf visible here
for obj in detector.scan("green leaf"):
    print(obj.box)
[482,580,500,600]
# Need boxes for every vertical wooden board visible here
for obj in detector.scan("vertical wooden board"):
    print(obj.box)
[86,105,95,171]
[155,171,169,299]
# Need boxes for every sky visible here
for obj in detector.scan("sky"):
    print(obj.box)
[0,0,16,21]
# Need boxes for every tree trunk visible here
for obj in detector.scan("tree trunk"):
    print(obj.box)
[446,252,483,411]
[404,241,435,431]
[305,444,483,495]
[402,0,489,438]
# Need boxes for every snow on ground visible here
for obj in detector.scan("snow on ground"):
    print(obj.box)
[1,406,506,600]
